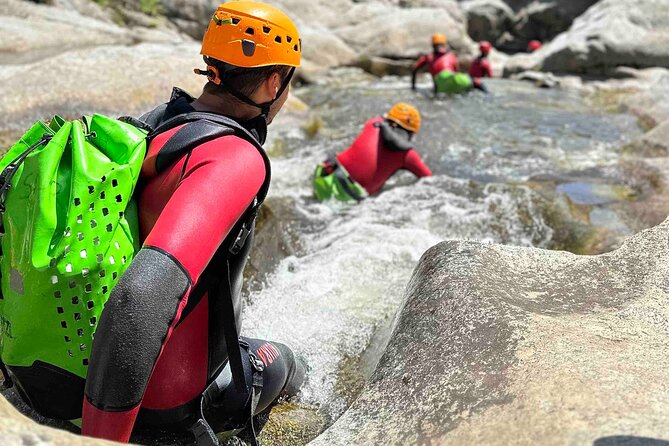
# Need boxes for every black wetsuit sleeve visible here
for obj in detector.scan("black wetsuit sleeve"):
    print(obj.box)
[84,247,191,411]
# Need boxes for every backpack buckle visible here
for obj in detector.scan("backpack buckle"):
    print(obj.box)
[229,224,251,255]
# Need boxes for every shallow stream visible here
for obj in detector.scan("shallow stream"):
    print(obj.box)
[242,72,646,435]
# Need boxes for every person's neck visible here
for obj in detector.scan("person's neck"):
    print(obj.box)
[191,93,260,121]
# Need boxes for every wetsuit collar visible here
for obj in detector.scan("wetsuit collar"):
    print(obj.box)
[166,87,268,145]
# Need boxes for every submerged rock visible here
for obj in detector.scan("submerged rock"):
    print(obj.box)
[310,218,669,445]
[625,119,669,158]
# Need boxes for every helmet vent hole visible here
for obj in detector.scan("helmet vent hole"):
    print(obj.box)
[263,26,271,34]
[68,280,76,289]
[83,359,89,366]
[78,232,84,241]
[64,336,71,343]
[275,36,282,43]
[245,27,255,35]
[82,268,89,277]
[89,317,96,326]
[111,179,118,187]
[90,219,97,229]
[74,197,81,206]
[89,202,95,211]
[77,328,84,337]
[102,208,109,216]
[115,194,122,203]
[80,343,86,352]
[57,307,64,314]
[74,313,81,321]
[54,290,61,298]
[293,44,298,52]
[72,296,79,305]
[286,36,292,43]
[106,223,113,233]
[87,300,94,310]
[85,284,92,293]
[232,17,241,25]
[99,269,106,278]
[93,236,100,246]
[65,263,73,273]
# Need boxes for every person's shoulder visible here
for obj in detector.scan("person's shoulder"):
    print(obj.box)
[190,134,266,169]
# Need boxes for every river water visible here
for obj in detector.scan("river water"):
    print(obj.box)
[242,72,644,430]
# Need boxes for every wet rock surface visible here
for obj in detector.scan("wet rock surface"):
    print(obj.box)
[311,218,669,445]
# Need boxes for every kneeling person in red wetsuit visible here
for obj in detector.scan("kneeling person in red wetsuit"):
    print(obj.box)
[313,103,432,202]
[469,41,493,79]
[82,2,306,444]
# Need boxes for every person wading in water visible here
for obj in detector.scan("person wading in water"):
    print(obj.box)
[412,33,487,95]
[314,103,432,202]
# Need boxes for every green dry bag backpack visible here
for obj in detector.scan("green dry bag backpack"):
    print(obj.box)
[0,114,146,384]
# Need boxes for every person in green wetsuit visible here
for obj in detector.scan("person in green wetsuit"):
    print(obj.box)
[412,33,487,95]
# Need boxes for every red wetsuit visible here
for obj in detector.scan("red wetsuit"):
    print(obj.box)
[469,56,493,78]
[336,117,432,195]
[414,50,461,76]
[81,90,300,442]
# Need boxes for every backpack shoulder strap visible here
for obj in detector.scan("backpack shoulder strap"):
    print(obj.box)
[150,112,272,208]
[148,112,271,397]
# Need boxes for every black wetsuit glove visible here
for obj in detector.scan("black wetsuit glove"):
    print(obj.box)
[473,79,489,93]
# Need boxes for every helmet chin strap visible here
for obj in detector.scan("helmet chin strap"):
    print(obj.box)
[195,66,296,120]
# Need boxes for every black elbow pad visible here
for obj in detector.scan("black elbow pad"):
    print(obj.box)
[84,247,191,410]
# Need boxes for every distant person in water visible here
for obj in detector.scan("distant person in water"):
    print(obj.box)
[412,33,487,95]
[469,41,493,79]
[313,103,432,202]
[528,40,543,52]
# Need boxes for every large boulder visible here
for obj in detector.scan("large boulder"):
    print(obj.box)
[507,0,669,75]
[0,393,119,446]
[510,0,599,42]
[0,0,186,65]
[310,218,669,445]
[336,6,474,58]
[461,0,515,45]
[0,42,205,132]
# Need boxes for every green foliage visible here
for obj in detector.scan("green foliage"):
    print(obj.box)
[139,0,162,16]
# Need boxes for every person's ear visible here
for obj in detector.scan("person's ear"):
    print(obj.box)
[269,72,281,99]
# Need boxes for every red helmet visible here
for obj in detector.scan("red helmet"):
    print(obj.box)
[479,41,492,55]
[528,40,542,52]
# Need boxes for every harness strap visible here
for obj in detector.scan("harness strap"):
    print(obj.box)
[0,359,13,389]
[326,157,364,202]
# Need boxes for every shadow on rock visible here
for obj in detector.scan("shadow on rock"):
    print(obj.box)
[594,437,669,446]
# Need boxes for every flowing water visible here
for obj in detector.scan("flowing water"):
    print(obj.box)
[242,72,644,429]
[0,73,649,444]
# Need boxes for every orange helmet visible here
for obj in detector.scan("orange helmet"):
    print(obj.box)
[386,103,421,134]
[432,33,447,46]
[201,1,301,68]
